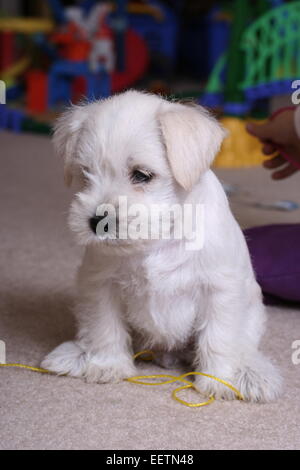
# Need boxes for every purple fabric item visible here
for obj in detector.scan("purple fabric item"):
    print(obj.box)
[244,224,300,303]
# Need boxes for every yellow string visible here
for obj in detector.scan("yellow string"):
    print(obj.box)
[0,363,52,374]
[0,350,244,407]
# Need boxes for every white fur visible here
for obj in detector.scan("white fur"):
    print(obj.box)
[42,90,282,402]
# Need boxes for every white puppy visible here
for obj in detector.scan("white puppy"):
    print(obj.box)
[42,90,281,402]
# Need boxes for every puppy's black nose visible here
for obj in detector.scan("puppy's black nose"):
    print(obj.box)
[89,214,108,234]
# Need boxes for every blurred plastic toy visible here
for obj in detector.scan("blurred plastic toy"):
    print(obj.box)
[0,104,25,132]
[125,1,178,73]
[48,61,111,107]
[110,0,127,72]
[0,104,51,134]
[47,3,111,108]
[0,0,180,125]
[0,17,55,103]
[25,0,150,112]
[0,18,54,34]
[1,57,31,82]
[241,2,300,108]
[0,30,15,75]
[201,0,299,116]
[0,0,152,123]
[51,11,91,61]
[179,5,231,82]
[88,3,115,73]
[46,0,67,25]
[214,116,266,168]
[26,71,49,114]
[200,1,300,169]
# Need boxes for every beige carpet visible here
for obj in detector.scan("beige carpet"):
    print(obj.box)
[0,131,300,450]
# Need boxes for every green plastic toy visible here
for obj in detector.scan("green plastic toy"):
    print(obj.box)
[202,1,300,116]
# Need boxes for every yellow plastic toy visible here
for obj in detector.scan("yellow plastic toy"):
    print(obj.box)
[0,18,54,34]
[0,56,31,81]
[214,116,266,168]
[0,18,54,83]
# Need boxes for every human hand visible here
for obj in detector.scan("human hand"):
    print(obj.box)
[246,109,300,179]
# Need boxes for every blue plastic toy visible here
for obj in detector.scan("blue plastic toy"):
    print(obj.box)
[0,104,25,133]
[48,61,111,107]
[110,0,128,72]
[46,0,67,25]
[126,0,178,70]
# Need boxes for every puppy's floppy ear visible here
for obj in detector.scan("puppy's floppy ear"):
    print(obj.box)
[53,105,87,187]
[158,103,227,191]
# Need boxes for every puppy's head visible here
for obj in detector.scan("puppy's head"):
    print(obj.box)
[53,91,226,252]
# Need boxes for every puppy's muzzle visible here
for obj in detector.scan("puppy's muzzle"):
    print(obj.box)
[89,214,109,234]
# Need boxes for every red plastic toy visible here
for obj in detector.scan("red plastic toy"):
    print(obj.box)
[51,21,91,61]
[26,71,49,114]
[0,31,15,73]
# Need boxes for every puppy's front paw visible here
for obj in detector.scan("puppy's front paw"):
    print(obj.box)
[84,356,137,384]
[194,374,237,401]
[41,341,87,377]
[41,342,137,384]
[235,354,282,403]
[194,354,282,403]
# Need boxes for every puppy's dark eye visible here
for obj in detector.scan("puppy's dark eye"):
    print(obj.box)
[131,169,154,184]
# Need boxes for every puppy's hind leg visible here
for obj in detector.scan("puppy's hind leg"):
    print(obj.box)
[131,332,194,371]
[152,351,188,370]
